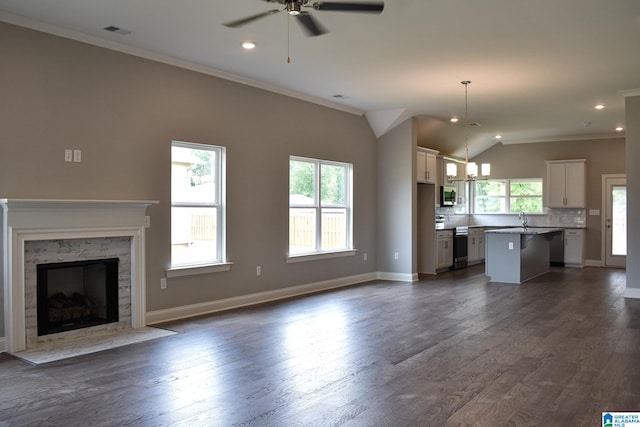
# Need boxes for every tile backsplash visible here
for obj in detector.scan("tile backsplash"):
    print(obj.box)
[436,208,586,229]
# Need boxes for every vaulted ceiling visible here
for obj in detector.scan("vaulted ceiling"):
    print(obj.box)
[1,0,639,158]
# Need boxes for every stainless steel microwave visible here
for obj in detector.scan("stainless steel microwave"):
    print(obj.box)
[440,185,456,207]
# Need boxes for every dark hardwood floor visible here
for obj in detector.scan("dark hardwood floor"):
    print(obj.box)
[1,265,638,426]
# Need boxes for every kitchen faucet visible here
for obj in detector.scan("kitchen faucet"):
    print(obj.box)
[519,211,527,228]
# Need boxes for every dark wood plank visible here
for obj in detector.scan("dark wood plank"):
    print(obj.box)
[0,265,639,426]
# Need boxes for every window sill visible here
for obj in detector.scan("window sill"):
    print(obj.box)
[286,249,356,263]
[166,262,233,278]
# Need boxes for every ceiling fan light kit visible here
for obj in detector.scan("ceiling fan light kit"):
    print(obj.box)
[286,2,301,14]
[223,1,384,37]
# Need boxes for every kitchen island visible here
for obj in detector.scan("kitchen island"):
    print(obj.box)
[485,227,564,284]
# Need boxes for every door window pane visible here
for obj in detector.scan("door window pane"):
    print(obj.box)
[612,185,627,256]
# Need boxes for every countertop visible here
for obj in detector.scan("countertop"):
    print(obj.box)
[435,224,486,230]
[484,227,564,235]
[436,225,585,231]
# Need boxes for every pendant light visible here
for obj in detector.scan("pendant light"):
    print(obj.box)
[447,81,490,182]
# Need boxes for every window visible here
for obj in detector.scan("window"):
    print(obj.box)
[171,141,225,268]
[289,156,352,256]
[509,179,543,213]
[474,179,543,214]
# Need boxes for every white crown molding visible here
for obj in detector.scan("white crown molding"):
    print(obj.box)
[500,134,626,145]
[621,89,640,98]
[0,12,365,117]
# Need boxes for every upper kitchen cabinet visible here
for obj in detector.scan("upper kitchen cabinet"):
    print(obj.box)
[545,159,586,208]
[417,147,438,184]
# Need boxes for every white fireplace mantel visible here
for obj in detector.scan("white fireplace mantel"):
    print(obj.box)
[1,199,157,353]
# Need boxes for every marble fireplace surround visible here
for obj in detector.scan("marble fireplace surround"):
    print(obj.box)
[1,199,157,353]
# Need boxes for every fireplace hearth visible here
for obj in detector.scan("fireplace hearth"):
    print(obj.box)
[37,258,120,336]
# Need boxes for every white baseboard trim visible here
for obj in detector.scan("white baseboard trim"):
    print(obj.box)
[376,272,418,282]
[624,287,640,299]
[146,272,377,325]
[585,259,603,267]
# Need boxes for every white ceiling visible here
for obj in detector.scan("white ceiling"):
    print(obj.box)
[1,0,639,158]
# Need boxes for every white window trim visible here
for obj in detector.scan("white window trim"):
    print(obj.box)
[473,178,543,214]
[286,249,357,263]
[288,156,354,260]
[166,262,233,278]
[170,141,227,273]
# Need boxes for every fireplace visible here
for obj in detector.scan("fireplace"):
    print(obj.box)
[1,199,157,354]
[37,258,120,336]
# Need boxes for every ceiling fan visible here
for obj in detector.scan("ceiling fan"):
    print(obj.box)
[223,1,385,37]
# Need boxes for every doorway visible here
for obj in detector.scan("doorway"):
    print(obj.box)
[602,174,626,267]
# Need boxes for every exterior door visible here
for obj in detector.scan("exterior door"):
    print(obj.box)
[604,175,626,267]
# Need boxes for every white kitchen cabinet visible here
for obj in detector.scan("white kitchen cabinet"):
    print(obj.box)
[564,228,585,267]
[417,147,438,184]
[436,229,453,271]
[545,159,586,208]
[468,228,485,264]
[417,184,436,274]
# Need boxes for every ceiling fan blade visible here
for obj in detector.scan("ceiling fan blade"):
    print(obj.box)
[312,2,384,13]
[223,9,281,28]
[296,12,328,37]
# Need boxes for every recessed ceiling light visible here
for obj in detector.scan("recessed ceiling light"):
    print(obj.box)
[450,117,459,123]
[242,41,256,50]
[616,126,624,131]
[594,104,605,110]
[495,134,502,139]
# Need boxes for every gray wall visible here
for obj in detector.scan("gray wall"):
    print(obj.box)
[376,118,415,276]
[473,138,625,261]
[0,22,378,329]
[626,94,640,292]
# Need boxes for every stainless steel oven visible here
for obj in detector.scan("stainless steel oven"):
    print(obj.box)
[453,226,468,270]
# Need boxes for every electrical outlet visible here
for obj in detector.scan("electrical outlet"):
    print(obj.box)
[256,266,262,276]
[73,149,82,163]
[364,252,368,261]
[144,216,150,228]
[508,242,514,250]
[160,278,167,289]
[394,252,399,260]
[64,149,73,162]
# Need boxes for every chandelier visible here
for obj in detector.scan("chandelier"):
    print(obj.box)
[446,81,490,182]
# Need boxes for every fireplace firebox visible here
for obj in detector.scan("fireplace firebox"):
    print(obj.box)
[37,258,120,336]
